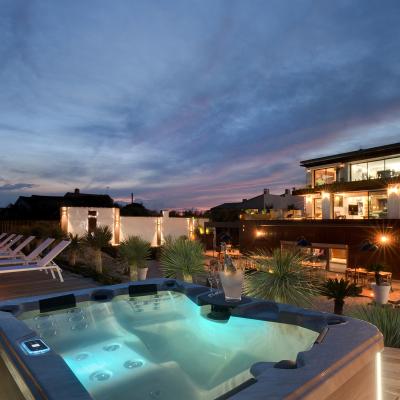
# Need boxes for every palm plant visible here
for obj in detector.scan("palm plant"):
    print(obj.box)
[349,305,400,348]
[68,233,83,267]
[119,236,151,280]
[84,225,113,273]
[321,278,361,315]
[160,237,205,283]
[244,248,320,306]
[367,263,386,286]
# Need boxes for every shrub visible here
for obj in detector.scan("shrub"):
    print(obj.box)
[160,237,205,283]
[349,305,400,348]
[119,236,151,280]
[244,248,320,306]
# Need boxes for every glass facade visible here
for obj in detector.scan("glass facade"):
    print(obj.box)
[314,168,336,186]
[368,191,388,218]
[313,198,322,219]
[351,156,400,181]
[333,191,388,219]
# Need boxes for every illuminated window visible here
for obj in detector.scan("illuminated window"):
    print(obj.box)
[314,168,336,186]
[368,160,385,179]
[368,191,388,219]
[351,163,368,181]
[385,157,400,177]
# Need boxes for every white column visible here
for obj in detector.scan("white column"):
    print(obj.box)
[321,192,333,219]
[388,185,400,219]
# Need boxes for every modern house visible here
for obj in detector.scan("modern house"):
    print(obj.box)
[1,189,115,220]
[210,188,304,220]
[293,142,400,219]
[205,143,400,278]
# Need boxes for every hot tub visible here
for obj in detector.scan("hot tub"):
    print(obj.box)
[0,279,383,399]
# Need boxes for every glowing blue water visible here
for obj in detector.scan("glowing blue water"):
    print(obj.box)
[20,292,318,399]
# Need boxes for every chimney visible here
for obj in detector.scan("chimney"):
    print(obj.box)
[74,188,80,195]
[263,188,270,195]
[131,192,134,204]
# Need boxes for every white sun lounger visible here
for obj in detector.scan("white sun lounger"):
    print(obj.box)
[0,234,23,251]
[0,234,16,248]
[0,236,35,258]
[0,240,71,282]
[0,238,55,265]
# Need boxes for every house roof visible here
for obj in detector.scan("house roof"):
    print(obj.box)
[300,142,400,168]
[5,191,115,220]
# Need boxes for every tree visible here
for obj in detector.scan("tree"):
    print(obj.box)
[84,226,112,273]
[321,278,360,315]
[68,233,83,266]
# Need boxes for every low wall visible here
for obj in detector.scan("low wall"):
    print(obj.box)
[62,207,208,247]
[120,216,159,246]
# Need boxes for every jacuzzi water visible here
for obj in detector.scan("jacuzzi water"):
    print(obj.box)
[19,291,319,400]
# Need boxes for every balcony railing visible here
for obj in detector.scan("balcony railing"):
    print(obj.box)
[293,176,400,195]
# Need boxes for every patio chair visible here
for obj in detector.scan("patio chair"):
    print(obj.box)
[0,234,23,251]
[0,240,71,282]
[0,234,16,248]
[0,238,55,265]
[0,236,35,258]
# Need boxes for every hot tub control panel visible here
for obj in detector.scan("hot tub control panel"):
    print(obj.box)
[21,339,50,356]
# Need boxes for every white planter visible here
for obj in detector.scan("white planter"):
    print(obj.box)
[372,283,390,305]
[137,268,148,281]
[218,271,244,302]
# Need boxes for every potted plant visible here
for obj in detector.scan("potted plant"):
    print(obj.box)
[244,249,320,307]
[119,236,151,280]
[84,226,112,274]
[160,237,205,283]
[321,278,361,315]
[368,263,391,304]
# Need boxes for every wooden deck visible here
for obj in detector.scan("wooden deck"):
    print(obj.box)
[383,347,400,400]
[0,269,98,301]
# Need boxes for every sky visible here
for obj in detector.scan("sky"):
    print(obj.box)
[1,0,400,210]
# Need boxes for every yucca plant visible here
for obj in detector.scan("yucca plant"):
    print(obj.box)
[349,305,400,348]
[119,236,151,280]
[68,233,83,267]
[84,226,113,273]
[160,237,205,283]
[244,248,320,306]
[367,263,387,286]
[321,278,361,315]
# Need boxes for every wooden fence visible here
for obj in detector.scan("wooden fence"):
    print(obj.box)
[0,220,60,235]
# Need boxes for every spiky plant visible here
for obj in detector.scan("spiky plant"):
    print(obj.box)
[349,305,400,348]
[321,278,361,315]
[119,236,151,280]
[68,233,83,267]
[367,263,387,286]
[84,226,112,273]
[160,237,205,283]
[244,248,320,306]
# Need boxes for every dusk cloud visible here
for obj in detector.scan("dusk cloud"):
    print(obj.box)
[1,0,400,209]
